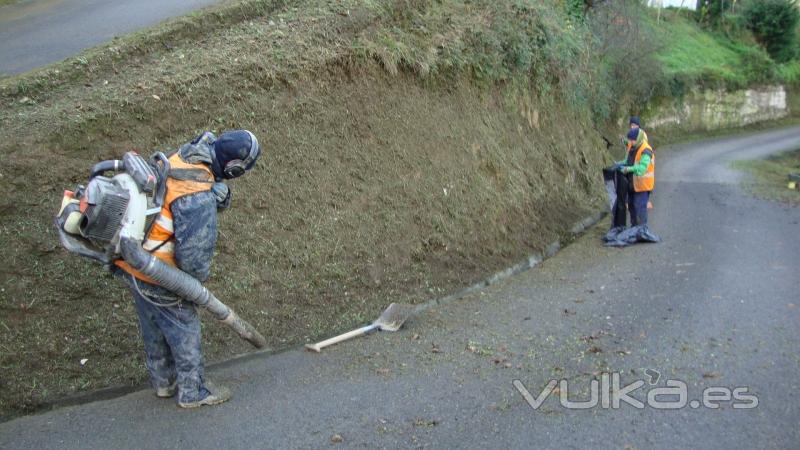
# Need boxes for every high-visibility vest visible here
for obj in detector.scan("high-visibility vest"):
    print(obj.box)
[632,142,655,192]
[115,152,214,284]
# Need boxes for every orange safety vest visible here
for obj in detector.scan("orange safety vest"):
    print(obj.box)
[632,142,655,193]
[115,152,214,284]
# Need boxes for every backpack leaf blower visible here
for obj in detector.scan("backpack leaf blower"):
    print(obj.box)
[55,151,267,349]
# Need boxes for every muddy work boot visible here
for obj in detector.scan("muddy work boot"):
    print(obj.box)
[178,383,232,409]
[155,382,177,398]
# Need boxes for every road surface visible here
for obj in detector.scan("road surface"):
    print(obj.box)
[0,0,223,76]
[1,126,799,449]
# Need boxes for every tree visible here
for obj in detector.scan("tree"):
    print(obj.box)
[696,0,734,28]
[741,0,800,62]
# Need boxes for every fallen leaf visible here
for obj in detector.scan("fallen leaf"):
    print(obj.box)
[702,372,719,379]
[152,94,161,100]
[376,368,390,376]
[330,434,343,444]
[80,358,88,366]
[413,418,440,427]
[410,333,421,340]
[588,346,603,354]
[431,344,441,354]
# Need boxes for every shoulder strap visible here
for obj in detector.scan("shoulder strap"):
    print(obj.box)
[169,168,215,183]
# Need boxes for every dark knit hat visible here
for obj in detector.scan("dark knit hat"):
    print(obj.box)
[629,116,641,127]
[211,130,261,179]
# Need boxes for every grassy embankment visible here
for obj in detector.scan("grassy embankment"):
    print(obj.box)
[651,9,800,91]
[0,0,610,418]
[636,10,800,146]
[654,12,771,90]
[732,149,800,205]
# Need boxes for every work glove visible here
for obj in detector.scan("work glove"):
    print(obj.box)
[211,182,231,211]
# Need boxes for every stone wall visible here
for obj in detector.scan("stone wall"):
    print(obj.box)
[646,85,789,132]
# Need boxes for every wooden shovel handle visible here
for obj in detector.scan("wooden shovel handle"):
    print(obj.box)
[305,324,377,352]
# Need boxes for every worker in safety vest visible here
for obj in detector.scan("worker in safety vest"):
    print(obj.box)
[625,116,653,210]
[113,130,261,408]
[620,127,654,227]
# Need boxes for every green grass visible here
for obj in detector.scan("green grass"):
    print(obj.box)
[731,149,800,205]
[777,60,800,85]
[649,13,774,90]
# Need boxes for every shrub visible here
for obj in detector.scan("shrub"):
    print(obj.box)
[696,0,733,29]
[585,0,664,120]
[777,60,800,84]
[741,0,800,62]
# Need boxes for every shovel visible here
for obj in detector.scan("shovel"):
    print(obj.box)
[305,303,414,352]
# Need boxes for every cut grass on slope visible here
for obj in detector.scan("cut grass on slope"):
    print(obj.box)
[0,0,607,419]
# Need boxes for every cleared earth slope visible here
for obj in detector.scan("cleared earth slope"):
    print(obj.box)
[0,0,607,417]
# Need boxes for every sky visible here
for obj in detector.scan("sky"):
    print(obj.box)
[648,0,697,9]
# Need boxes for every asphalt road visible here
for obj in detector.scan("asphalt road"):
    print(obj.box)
[1,126,799,449]
[0,0,223,76]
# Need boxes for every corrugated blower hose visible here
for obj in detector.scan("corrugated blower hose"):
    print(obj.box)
[54,151,267,349]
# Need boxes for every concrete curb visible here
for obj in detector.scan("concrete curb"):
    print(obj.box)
[413,210,606,315]
[10,210,607,422]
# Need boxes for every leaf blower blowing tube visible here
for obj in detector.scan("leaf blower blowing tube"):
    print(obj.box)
[119,237,267,349]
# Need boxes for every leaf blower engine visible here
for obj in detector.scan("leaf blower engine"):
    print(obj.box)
[55,151,266,349]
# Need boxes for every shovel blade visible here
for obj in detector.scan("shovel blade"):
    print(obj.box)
[374,303,414,332]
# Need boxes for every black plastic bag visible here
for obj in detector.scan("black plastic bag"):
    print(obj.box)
[602,166,629,229]
[601,166,661,247]
[602,225,661,247]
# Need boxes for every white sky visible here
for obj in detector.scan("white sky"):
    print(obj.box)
[648,0,697,9]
